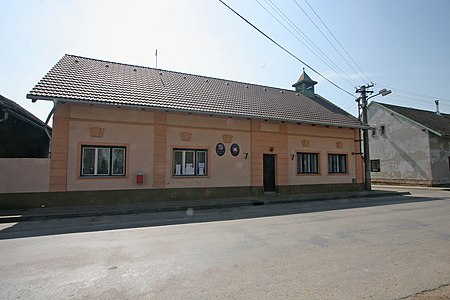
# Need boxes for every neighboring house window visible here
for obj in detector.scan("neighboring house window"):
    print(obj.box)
[380,125,386,136]
[81,146,126,176]
[173,149,207,176]
[328,154,347,174]
[297,153,319,174]
[371,128,377,137]
[371,159,381,172]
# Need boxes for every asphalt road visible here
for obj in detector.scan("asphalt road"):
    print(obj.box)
[1,187,449,299]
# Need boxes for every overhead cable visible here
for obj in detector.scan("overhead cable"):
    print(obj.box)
[375,83,450,103]
[259,0,359,89]
[218,0,355,98]
[301,0,372,83]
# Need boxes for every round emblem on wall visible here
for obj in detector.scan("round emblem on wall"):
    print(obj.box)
[230,143,240,157]
[216,143,225,156]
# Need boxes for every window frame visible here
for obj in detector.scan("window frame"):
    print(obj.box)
[371,159,381,172]
[371,128,377,137]
[297,152,319,174]
[80,145,127,177]
[380,125,386,136]
[328,153,347,174]
[173,148,208,177]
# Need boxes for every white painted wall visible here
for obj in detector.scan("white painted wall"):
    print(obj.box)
[368,103,433,183]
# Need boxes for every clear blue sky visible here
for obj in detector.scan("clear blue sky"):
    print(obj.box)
[1,0,449,122]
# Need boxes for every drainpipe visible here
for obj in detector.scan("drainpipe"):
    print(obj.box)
[0,109,9,122]
[44,100,58,158]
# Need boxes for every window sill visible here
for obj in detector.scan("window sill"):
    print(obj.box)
[79,176,127,180]
[172,175,209,178]
[296,173,321,176]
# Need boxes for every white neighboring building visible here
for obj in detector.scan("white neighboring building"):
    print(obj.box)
[368,101,450,186]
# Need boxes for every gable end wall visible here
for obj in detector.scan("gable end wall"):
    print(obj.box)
[369,104,433,185]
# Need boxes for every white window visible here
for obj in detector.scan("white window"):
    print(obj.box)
[173,149,207,176]
[297,153,319,174]
[81,146,126,176]
[328,154,347,174]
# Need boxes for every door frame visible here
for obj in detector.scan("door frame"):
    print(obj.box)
[263,154,276,192]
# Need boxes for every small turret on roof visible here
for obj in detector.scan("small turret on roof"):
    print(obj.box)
[292,68,317,98]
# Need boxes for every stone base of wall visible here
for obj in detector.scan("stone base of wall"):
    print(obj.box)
[372,178,450,187]
[0,183,364,210]
[278,183,364,194]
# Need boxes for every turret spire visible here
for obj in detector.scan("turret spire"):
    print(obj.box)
[292,69,317,98]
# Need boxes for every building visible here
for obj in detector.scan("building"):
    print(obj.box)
[0,95,51,194]
[368,101,450,186]
[26,54,367,201]
[0,95,51,158]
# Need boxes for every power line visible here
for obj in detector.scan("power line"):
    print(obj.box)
[302,0,371,83]
[342,95,359,111]
[218,0,355,98]
[292,0,366,84]
[256,0,358,89]
[368,91,450,111]
[382,95,450,110]
[256,0,358,88]
[375,82,450,102]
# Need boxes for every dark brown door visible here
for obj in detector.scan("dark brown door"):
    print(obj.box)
[263,154,276,192]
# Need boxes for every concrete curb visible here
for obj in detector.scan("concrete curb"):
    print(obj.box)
[0,191,410,223]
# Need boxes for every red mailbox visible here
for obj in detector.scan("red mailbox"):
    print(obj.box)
[136,172,144,185]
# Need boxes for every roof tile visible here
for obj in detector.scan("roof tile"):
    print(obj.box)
[376,102,450,137]
[27,54,365,128]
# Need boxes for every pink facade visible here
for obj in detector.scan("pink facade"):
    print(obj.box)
[48,102,364,194]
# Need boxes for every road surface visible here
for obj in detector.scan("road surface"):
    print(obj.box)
[1,187,449,299]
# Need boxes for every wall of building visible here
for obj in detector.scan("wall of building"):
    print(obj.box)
[0,158,50,193]
[286,124,360,186]
[165,113,252,188]
[65,103,155,191]
[51,102,364,194]
[250,120,289,189]
[369,104,433,185]
[429,135,450,185]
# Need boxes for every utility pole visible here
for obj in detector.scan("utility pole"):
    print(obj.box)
[356,84,374,191]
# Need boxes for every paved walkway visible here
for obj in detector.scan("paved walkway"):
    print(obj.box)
[0,187,410,223]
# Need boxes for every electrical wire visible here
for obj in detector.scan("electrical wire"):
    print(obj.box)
[291,0,367,84]
[302,0,372,83]
[218,0,355,98]
[383,95,450,109]
[375,83,450,103]
[258,0,359,89]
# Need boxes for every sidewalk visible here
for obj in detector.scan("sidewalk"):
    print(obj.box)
[0,188,410,223]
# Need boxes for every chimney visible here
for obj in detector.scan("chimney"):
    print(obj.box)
[435,99,441,116]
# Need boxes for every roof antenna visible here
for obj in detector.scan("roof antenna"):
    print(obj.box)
[155,49,158,69]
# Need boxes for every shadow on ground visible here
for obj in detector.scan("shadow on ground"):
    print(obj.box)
[0,194,447,240]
